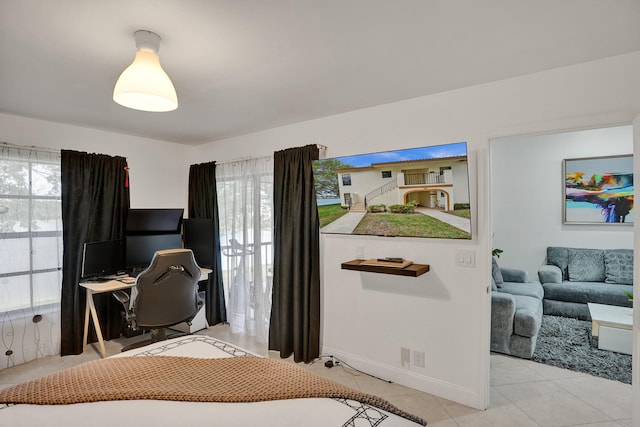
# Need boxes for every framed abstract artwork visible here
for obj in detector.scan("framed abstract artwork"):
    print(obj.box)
[563,154,633,224]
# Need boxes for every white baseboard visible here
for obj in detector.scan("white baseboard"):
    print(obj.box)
[321,345,482,409]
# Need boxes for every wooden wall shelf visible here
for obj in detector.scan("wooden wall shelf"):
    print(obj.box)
[341,259,430,277]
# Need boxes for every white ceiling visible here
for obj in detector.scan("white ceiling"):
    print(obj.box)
[1,1,639,146]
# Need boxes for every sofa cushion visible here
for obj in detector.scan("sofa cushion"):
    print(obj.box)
[542,282,633,306]
[512,294,542,338]
[492,257,504,286]
[510,334,538,359]
[542,299,592,321]
[604,249,633,285]
[567,248,605,282]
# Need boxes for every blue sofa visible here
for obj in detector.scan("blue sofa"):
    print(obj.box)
[491,259,544,359]
[538,246,633,320]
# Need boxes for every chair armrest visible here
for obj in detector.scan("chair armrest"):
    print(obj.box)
[538,265,562,284]
[112,289,134,326]
[112,290,130,306]
[500,268,529,283]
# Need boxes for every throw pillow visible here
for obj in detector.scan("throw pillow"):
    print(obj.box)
[604,250,633,285]
[492,257,504,286]
[567,248,605,282]
[491,276,498,291]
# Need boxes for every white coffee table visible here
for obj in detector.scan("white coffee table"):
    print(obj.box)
[587,302,633,355]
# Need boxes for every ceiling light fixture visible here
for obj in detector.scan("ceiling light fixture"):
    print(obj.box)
[113,30,178,112]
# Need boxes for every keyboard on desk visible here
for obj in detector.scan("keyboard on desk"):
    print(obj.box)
[83,277,112,283]
[82,272,134,283]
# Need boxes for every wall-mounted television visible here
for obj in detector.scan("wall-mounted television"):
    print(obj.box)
[313,142,471,239]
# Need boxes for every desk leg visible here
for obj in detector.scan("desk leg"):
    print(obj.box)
[83,292,90,348]
[86,290,107,358]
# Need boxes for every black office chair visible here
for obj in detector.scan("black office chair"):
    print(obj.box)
[113,248,203,351]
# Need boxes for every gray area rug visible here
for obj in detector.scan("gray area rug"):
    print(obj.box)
[532,315,631,384]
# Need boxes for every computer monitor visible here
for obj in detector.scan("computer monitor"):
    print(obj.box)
[125,234,183,269]
[182,218,215,268]
[126,209,184,234]
[81,240,125,279]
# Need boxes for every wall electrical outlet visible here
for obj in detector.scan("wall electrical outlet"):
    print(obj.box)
[401,347,410,369]
[356,245,365,259]
[413,350,425,368]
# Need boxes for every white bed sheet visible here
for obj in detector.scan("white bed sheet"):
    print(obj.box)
[0,336,425,426]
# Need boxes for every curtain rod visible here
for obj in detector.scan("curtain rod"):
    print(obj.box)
[1,141,61,154]
[1,141,326,159]
[215,144,326,165]
[215,154,272,166]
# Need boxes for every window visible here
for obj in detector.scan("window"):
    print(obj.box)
[216,157,273,343]
[341,173,351,186]
[381,171,392,178]
[0,147,62,312]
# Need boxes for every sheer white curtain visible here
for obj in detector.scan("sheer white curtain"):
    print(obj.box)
[0,145,62,367]
[216,156,273,342]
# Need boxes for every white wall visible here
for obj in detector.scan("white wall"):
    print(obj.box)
[0,113,191,209]
[189,51,640,409]
[492,125,634,277]
[2,50,640,411]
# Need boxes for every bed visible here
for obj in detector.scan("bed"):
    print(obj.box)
[0,335,426,426]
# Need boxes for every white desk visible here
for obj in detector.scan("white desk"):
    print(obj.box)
[80,268,211,358]
[81,279,134,358]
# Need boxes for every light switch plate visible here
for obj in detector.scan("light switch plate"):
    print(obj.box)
[455,249,475,267]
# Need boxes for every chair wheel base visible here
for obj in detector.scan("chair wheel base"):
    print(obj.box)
[120,328,191,352]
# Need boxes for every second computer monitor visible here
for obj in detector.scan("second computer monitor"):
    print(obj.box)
[125,234,183,270]
[81,239,124,279]
[182,218,215,268]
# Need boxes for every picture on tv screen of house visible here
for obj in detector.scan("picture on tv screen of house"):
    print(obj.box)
[312,142,471,239]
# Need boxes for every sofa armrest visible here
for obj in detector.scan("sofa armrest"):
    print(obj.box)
[491,292,516,354]
[492,292,516,320]
[500,267,529,283]
[538,265,562,284]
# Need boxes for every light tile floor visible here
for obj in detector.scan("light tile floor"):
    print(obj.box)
[0,324,633,427]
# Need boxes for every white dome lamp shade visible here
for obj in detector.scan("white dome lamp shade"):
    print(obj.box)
[113,30,178,112]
